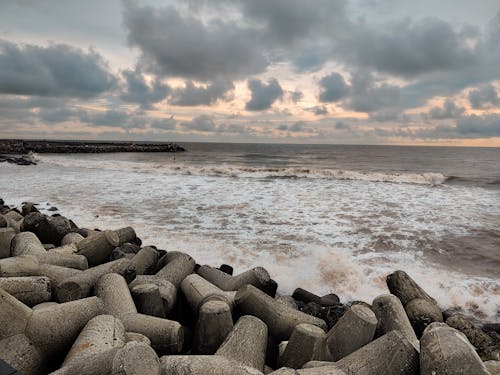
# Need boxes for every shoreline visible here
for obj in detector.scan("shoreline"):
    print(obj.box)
[0,198,499,374]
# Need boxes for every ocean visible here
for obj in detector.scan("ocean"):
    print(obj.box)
[1,143,499,320]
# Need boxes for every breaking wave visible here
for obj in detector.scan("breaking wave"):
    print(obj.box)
[38,155,448,186]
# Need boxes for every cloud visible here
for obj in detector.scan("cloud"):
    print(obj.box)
[319,73,350,102]
[151,116,177,130]
[307,106,329,116]
[0,40,116,98]
[426,98,465,120]
[337,18,477,78]
[181,114,217,131]
[245,78,284,111]
[121,67,170,109]
[468,84,499,109]
[278,121,306,132]
[169,80,234,106]
[123,3,268,81]
[289,90,304,103]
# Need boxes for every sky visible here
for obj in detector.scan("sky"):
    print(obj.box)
[0,0,500,145]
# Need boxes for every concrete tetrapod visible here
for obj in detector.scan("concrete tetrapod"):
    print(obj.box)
[215,315,268,371]
[334,330,419,375]
[192,300,233,354]
[159,355,263,375]
[325,304,377,361]
[60,232,84,246]
[0,288,103,375]
[131,246,159,275]
[387,270,443,336]
[181,273,237,313]
[420,322,490,375]
[279,324,328,369]
[156,251,195,288]
[129,275,177,314]
[269,367,346,374]
[0,276,52,306]
[61,314,126,367]
[131,283,166,318]
[50,341,160,375]
[0,227,15,258]
[0,255,39,276]
[56,258,136,302]
[76,230,120,267]
[11,231,88,269]
[371,294,419,350]
[235,284,327,342]
[95,272,184,354]
[198,265,276,296]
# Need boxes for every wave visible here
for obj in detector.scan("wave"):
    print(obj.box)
[36,154,450,186]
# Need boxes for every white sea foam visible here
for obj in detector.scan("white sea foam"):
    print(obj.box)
[37,154,448,186]
[1,154,499,320]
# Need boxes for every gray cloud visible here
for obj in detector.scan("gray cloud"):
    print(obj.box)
[181,114,217,131]
[468,84,499,109]
[0,40,116,98]
[245,78,284,111]
[151,116,177,130]
[307,106,329,116]
[338,18,477,78]
[123,3,268,81]
[121,67,170,109]
[319,73,350,102]
[426,99,465,120]
[169,80,234,106]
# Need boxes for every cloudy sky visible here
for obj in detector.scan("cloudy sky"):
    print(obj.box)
[0,0,499,145]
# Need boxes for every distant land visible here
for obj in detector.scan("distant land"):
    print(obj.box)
[0,139,186,154]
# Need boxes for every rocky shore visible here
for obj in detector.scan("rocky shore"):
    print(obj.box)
[0,139,185,165]
[0,199,498,374]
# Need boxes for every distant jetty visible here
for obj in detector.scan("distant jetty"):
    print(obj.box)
[0,139,186,155]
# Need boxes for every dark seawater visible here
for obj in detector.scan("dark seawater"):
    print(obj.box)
[1,143,499,319]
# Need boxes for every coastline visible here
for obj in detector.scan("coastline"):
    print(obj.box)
[0,199,499,374]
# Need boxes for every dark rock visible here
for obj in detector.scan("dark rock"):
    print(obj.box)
[322,304,349,329]
[47,207,58,212]
[483,323,500,335]
[263,278,278,298]
[446,314,494,352]
[21,212,72,246]
[292,288,322,305]
[21,202,39,216]
[302,302,323,318]
[320,293,340,306]
[219,264,233,275]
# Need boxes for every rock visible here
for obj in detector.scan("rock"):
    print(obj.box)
[22,203,39,216]
[420,322,489,375]
[47,207,58,212]
[446,314,495,353]
[387,270,443,336]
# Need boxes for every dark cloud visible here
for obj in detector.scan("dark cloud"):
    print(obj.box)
[169,80,234,106]
[426,99,465,120]
[245,78,284,111]
[319,73,350,102]
[181,114,217,131]
[123,3,268,81]
[0,40,116,98]
[468,84,499,109]
[338,18,477,78]
[121,68,170,109]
